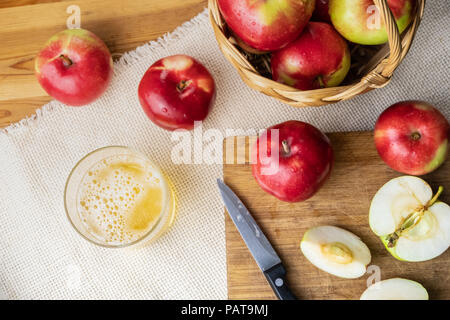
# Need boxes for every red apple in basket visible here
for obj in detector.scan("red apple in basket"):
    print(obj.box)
[138,55,215,131]
[312,0,331,22]
[374,101,449,175]
[35,29,113,106]
[217,0,315,51]
[329,0,416,45]
[252,120,334,202]
[271,22,350,90]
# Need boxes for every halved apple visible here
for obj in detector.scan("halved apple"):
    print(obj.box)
[360,278,429,300]
[300,226,371,279]
[369,176,450,262]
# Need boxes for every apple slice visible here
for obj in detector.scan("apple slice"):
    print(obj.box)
[360,278,429,300]
[300,226,371,279]
[369,176,450,262]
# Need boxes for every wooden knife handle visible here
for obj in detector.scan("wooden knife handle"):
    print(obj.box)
[264,264,297,300]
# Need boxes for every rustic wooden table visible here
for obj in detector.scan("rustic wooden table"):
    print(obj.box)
[0,0,207,128]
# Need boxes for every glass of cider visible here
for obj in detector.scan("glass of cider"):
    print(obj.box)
[64,146,176,248]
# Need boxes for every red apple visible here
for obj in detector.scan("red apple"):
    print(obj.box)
[217,0,315,51]
[252,120,334,202]
[329,0,415,45]
[374,101,449,175]
[35,29,113,106]
[271,22,350,90]
[231,31,269,55]
[312,0,331,23]
[138,55,215,131]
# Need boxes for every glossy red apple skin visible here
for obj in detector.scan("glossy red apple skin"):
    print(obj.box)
[374,101,450,175]
[329,0,415,45]
[138,55,215,131]
[312,0,331,22]
[217,0,315,51]
[252,120,334,202]
[271,22,350,90]
[35,29,113,106]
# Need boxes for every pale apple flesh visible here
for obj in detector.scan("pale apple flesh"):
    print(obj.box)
[329,0,415,45]
[300,226,371,279]
[361,278,428,300]
[369,176,450,262]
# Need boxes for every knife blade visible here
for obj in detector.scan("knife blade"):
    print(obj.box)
[217,179,297,300]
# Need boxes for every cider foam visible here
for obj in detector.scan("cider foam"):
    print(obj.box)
[76,153,166,245]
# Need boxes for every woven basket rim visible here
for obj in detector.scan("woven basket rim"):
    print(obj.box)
[209,0,425,107]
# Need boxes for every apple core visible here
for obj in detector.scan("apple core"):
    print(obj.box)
[321,242,353,264]
[301,226,371,278]
[370,176,450,262]
[385,185,443,248]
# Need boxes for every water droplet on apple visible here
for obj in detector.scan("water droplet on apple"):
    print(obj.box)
[162,108,168,113]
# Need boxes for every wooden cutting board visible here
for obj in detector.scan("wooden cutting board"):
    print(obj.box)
[223,132,450,300]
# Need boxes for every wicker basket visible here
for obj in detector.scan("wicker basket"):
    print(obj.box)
[209,0,425,107]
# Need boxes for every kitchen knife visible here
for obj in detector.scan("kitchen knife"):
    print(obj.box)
[217,179,297,300]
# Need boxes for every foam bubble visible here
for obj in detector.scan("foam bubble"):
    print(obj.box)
[76,154,166,245]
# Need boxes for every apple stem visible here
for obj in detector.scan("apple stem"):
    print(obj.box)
[427,186,444,208]
[176,80,192,93]
[411,132,421,141]
[59,54,73,67]
[281,140,290,156]
[317,76,325,89]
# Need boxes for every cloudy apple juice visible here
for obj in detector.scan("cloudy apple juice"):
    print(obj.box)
[65,147,176,247]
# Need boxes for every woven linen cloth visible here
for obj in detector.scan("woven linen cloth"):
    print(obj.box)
[0,3,449,299]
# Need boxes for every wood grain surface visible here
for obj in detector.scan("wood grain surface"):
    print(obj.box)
[223,132,450,300]
[0,0,207,128]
